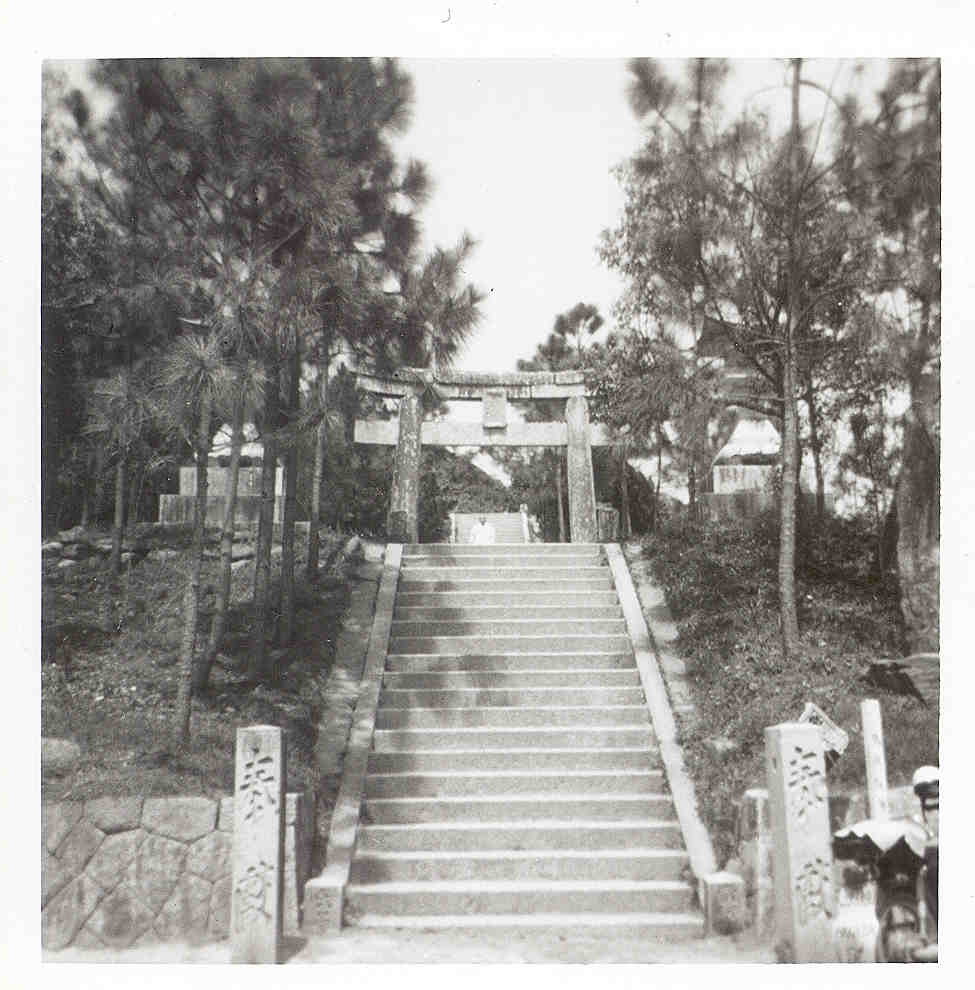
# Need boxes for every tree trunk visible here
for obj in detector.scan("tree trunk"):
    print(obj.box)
[198,384,246,692]
[173,393,211,749]
[652,440,663,532]
[777,58,803,659]
[779,353,802,656]
[306,350,330,581]
[110,453,126,575]
[619,443,632,539]
[250,358,280,681]
[279,341,300,647]
[93,443,109,526]
[127,460,142,529]
[804,376,826,520]
[896,299,940,654]
[555,451,567,543]
[80,447,96,529]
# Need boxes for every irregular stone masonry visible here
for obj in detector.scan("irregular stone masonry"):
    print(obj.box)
[41,791,313,951]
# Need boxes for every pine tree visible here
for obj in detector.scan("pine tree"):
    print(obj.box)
[602,58,880,658]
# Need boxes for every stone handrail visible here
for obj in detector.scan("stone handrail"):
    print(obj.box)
[303,544,403,931]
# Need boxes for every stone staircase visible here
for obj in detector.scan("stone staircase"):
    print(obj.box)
[342,542,704,936]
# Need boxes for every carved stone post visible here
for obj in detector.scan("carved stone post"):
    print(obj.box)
[861,699,889,820]
[232,725,285,964]
[387,389,422,544]
[739,787,774,936]
[765,722,835,962]
[565,395,597,543]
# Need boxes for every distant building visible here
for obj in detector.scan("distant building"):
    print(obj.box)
[710,413,780,494]
[159,424,286,526]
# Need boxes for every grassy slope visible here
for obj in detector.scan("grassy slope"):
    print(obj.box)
[643,511,939,865]
[41,524,350,803]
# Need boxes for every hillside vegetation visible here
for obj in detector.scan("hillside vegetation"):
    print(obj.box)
[42,524,350,803]
[643,511,939,864]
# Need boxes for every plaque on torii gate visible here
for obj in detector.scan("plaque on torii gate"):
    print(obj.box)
[354,367,611,543]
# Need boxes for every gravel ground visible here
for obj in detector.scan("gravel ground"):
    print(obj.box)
[44,928,775,964]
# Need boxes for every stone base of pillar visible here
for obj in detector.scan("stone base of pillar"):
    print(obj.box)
[301,868,344,933]
[701,871,747,935]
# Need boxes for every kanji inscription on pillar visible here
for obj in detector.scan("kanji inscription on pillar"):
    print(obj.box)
[794,856,833,926]
[235,859,275,924]
[786,745,826,825]
[231,725,285,963]
[239,742,279,825]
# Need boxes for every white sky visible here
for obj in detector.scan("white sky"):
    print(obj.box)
[393,58,643,370]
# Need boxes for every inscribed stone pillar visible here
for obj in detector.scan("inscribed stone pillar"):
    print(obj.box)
[387,390,422,544]
[232,725,285,964]
[565,395,597,543]
[861,699,889,820]
[765,722,835,962]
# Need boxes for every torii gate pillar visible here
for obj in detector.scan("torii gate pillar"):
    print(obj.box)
[565,395,598,543]
[387,389,422,543]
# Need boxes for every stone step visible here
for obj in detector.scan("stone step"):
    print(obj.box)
[343,879,695,916]
[337,538,706,937]
[362,794,675,824]
[400,566,609,582]
[398,577,613,592]
[387,634,632,654]
[364,769,665,798]
[349,848,689,883]
[395,590,621,608]
[393,605,623,621]
[343,910,705,938]
[389,618,627,637]
[371,726,656,751]
[383,669,640,688]
[404,543,603,555]
[367,748,662,774]
[402,553,602,569]
[378,687,647,708]
[384,652,634,672]
[375,705,652,729]
[355,820,684,852]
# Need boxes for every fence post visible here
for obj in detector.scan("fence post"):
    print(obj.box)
[232,725,286,963]
[765,722,835,962]
[861,699,889,821]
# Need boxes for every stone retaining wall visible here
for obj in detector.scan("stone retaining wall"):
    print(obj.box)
[42,790,314,951]
[698,491,831,523]
[158,494,289,526]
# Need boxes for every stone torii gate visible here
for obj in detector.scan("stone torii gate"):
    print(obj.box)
[354,367,612,543]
